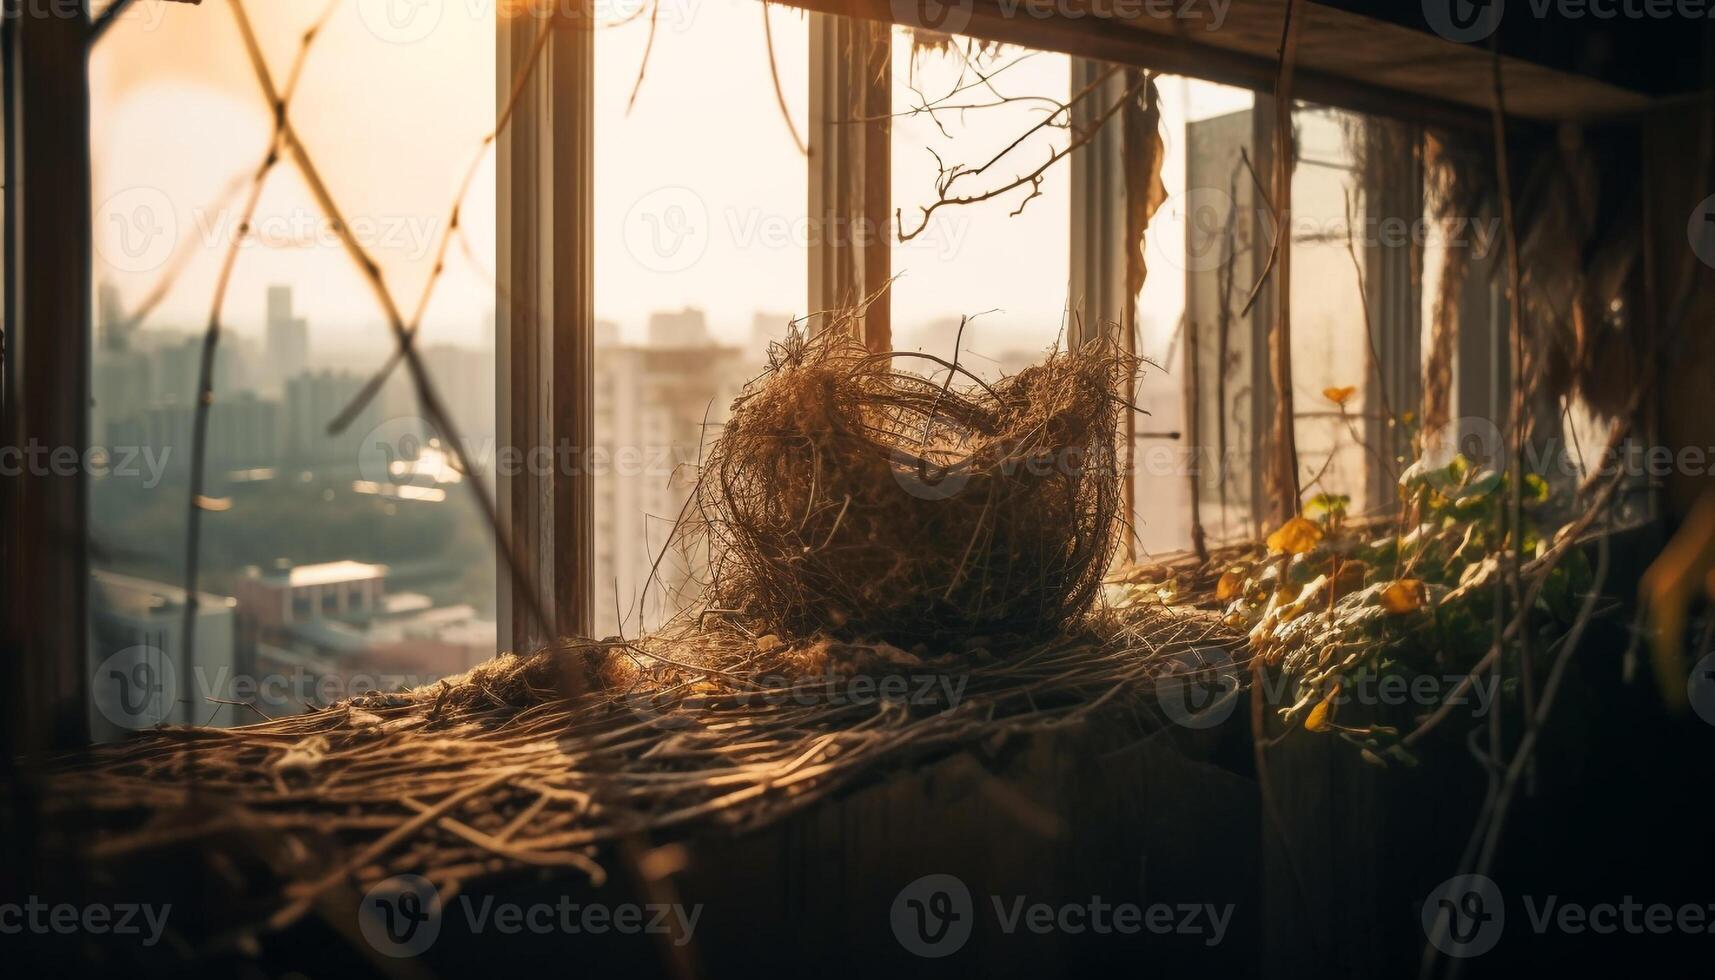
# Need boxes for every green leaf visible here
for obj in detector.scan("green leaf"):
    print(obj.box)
[1305,492,1351,522]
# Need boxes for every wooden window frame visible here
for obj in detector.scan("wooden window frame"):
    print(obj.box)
[807,13,891,350]
[2,5,93,751]
[496,9,596,651]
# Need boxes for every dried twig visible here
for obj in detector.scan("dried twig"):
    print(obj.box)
[182,0,338,715]
[895,66,1146,242]
[760,1,807,156]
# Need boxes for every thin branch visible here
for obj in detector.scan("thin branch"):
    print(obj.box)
[182,0,338,714]
[88,0,137,47]
[895,68,1145,242]
[761,2,807,156]
[626,0,661,114]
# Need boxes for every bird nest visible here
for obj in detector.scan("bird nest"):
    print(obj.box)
[686,328,1134,645]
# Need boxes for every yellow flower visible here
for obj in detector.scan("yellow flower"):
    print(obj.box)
[1267,516,1324,556]
[1323,385,1357,407]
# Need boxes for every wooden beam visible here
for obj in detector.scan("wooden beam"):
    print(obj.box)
[774,0,1651,131]
[1,5,93,751]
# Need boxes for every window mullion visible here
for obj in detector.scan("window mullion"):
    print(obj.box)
[807,14,890,351]
[496,8,594,651]
[1067,58,1128,349]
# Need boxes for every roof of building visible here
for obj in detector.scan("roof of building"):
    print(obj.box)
[91,569,237,614]
[262,560,388,588]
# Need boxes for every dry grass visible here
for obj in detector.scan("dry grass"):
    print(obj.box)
[44,608,1245,937]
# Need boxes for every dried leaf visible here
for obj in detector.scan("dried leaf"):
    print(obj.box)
[1216,569,1245,601]
[1267,516,1324,556]
[1332,559,1368,594]
[1305,685,1339,732]
[1642,492,1715,708]
[1379,579,1428,615]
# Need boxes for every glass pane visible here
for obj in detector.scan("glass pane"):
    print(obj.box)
[89,3,496,736]
[1149,77,1258,552]
[890,35,1069,380]
[1289,106,1373,515]
[593,1,809,636]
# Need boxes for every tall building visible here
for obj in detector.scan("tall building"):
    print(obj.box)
[97,280,131,353]
[595,319,622,348]
[150,336,200,404]
[92,347,154,450]
[105,390,279,476]
[89,571,239,739]
[284,370,378,466]
[749,311,793,361]
[647,307,710,348]
[421,344,494,446]
[265,284,309,392]
[592,325,748,636]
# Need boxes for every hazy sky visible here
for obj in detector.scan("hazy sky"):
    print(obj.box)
[91,1,1247,364]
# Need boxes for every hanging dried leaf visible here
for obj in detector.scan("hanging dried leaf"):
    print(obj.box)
[1305,685,1339,732]
[1266,516,1324,556]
